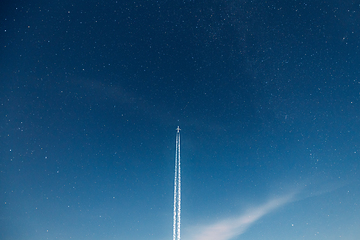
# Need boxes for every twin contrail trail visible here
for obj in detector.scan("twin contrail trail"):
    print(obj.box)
[173,126,181,240]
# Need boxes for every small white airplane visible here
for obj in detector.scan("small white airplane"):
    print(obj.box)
[176,126,181,132]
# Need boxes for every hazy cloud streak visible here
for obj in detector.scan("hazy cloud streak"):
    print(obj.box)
[189,193,295,240]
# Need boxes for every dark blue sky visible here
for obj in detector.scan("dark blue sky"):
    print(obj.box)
[1,0,359,239]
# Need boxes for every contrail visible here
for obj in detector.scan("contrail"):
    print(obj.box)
[173,126,181,240]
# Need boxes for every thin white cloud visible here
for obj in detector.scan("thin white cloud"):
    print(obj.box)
[187,192,296,240]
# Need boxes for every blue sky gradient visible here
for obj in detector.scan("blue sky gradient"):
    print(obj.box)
[1,0,359,239]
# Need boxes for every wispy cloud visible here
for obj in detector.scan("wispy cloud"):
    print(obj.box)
[187,192,296,240]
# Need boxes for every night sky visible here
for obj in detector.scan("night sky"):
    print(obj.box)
[1,0,360,239]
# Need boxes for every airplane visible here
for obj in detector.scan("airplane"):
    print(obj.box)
[176,126,181,132]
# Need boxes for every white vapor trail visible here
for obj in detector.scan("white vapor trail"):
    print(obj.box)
[173,127,181,240]
[188,192,296,240]
[172,134,178,240]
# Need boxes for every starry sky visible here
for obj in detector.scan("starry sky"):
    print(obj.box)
[1,0,360,239]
